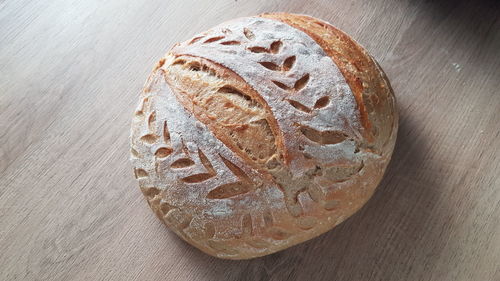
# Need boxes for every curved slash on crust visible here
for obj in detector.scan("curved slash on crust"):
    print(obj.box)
[162,54,287,172]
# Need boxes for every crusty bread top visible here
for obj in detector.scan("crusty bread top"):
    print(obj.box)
[130,13,397,259]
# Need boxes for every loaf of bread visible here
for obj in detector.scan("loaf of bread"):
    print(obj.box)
[130,13,398,259]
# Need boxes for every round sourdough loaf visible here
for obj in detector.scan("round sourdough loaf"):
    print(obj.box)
[130,13,398,259]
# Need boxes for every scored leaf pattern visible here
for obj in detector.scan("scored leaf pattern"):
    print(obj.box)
[206,155,254,199]
[242,32,343,147]
[248,40,282,54]
[133,92,256,201]
[272,73,310,92]
[258,55,295,71]
[180,149,217,183]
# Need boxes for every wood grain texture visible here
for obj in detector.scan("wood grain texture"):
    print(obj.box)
[0,0,499,280]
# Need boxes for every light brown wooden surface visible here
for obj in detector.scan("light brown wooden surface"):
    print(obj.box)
[1,0,499,280]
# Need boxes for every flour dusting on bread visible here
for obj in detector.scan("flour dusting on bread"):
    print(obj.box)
[130,13,397,259]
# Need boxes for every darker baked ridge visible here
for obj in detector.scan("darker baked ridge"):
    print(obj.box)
[261,12,397,154]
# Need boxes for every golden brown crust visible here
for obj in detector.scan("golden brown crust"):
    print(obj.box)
[130,13,398,259]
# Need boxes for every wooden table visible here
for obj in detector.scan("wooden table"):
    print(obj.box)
[1,0,499,280]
